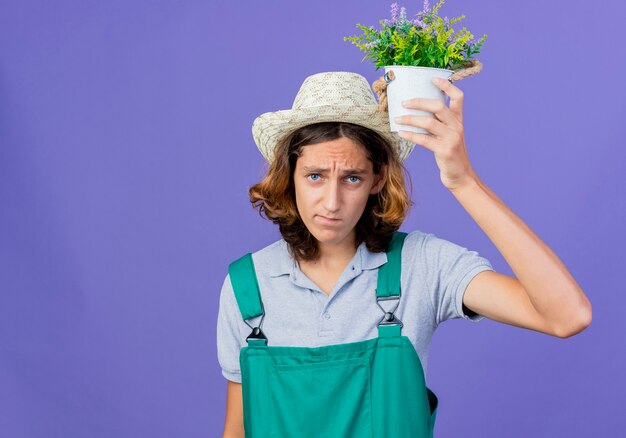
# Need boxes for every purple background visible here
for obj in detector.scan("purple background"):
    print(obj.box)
[1,0,624,436]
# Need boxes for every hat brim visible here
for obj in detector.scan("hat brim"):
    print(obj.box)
[252,104,415,163]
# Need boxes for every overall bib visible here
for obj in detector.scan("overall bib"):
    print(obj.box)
[228,231,439,437]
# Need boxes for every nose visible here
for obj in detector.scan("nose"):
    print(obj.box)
[323,179,340,214]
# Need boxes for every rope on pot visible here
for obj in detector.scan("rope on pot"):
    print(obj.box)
[372,59,483,112]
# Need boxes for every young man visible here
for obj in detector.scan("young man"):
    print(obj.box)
[217,72,592,437]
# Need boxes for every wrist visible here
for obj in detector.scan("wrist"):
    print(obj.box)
[448,170,480,194]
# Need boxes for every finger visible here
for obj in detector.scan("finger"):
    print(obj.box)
[400,97,461,129]
[395,114,452,138]
[432,77,464,123]
[398,130,438,153]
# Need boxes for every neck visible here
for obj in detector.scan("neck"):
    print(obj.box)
[306,231,359,269]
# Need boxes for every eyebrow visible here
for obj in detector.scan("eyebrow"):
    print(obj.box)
[302,166,369,175]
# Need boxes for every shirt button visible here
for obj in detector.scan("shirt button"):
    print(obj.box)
[323,312,331,319]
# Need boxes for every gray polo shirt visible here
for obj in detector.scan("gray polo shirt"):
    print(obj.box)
[216,229,495,383]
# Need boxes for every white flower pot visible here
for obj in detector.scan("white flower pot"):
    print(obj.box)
[383,65,454,134]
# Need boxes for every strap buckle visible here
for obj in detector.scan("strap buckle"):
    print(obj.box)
[376,294,403,328]
[245,326,268,343]
[244,313,268,343]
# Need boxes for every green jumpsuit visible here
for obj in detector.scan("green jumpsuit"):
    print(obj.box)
[228,231,438,437]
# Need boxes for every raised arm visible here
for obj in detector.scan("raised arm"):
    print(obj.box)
[395,77,592,337]
[450,174,592,338]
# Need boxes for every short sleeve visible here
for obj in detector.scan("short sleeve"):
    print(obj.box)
[423,233,495,325]
[216,273,244,383]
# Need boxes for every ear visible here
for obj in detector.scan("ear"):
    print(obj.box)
[369,165,387,195]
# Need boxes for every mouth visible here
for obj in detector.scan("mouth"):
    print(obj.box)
[316,215,341,225]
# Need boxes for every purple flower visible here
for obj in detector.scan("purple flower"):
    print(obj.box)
[413,16,425,28]
[390,2,399,21]
[422,0,430,14]
[399,6,407,22]
[383,2,400,26]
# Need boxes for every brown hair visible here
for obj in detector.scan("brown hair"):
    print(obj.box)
[248,122,413,262]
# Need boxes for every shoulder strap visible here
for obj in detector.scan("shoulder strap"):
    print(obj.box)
[376,231,408,298]
[228,253,264,321]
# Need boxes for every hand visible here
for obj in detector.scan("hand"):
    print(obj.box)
[394,77,478,191]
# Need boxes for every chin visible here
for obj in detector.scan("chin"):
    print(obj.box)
[309,227,348,244]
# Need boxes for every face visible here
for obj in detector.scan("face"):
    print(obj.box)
[293,136,385,248]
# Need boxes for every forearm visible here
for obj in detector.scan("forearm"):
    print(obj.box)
[449,170,592,335]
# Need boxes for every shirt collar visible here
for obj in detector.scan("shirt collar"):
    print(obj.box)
[269,239,388,277]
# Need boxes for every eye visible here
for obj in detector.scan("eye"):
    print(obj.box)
[307,173,321,181]
[346,176,361,183]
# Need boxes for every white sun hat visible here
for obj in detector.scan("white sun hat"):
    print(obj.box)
[251,71,416,163]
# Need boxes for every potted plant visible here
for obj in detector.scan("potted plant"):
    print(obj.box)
[344,0,487,134]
